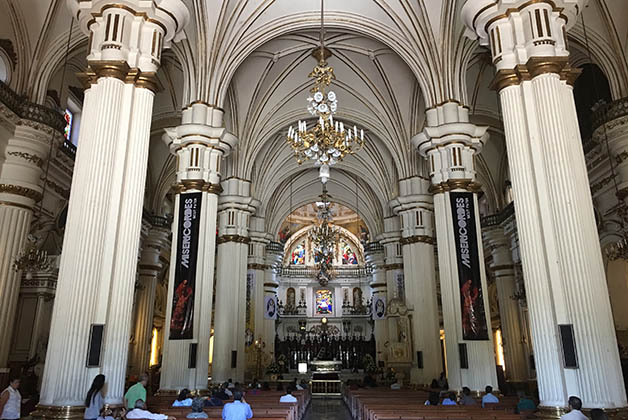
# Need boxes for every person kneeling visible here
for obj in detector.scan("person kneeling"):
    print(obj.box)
[126,400,173,420]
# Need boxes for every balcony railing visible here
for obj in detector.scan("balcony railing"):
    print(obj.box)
[0,80,66,133]
[592,97,628,131]
[276,266,372,278]
[480,201,515,228]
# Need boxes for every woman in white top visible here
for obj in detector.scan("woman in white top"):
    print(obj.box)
[84,374,106,420]
[0,377,21,420]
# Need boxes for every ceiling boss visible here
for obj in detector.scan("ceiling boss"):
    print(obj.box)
[286,0,364,185]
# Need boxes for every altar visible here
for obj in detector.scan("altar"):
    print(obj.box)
[309,360,343,397]
[310,360,342,373]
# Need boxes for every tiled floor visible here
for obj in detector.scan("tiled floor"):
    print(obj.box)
[303,398,353,420]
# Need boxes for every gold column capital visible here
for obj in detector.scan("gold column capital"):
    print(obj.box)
[490,56,582,91]
[77,61,162,93]
[428,179,482,194]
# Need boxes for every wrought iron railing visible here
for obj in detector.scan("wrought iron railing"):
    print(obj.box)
[592,97,628,131]
[0,80,66,133]
[276,266,372,278]
[480,201,515,228]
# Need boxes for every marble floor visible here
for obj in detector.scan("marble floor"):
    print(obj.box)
[303,398,352,420]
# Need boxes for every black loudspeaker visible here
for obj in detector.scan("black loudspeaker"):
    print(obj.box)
[86,324,104,367]
[417,351,423,368]
[188,343,197,369]
[459,343,469,369]
[559,324,578,368]
[231,351,237,368]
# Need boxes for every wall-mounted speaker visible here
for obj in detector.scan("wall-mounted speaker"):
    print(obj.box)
[86,324,104,367]
[459,343,468,369]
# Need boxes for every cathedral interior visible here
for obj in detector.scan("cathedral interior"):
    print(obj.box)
[1,0,628,418]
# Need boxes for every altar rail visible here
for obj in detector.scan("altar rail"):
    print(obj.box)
[276,266,372,278]
[311,379,342,396]
[275,334,376,370]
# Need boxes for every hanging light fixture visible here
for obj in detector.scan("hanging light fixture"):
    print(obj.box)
[309,184,339,285]
[286,0,364,184]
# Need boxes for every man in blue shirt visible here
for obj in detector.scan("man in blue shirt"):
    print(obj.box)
[481,385,499,407]
[222,391,253,420]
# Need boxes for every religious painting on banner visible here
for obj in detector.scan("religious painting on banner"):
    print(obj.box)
[449,191,489,340]
[264,295,277,320]
[169,192,202,339]
[341,241,358,264]
[372,297,386,320]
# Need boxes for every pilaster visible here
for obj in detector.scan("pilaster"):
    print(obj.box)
[483,224,528,383]
[390,176,441,385]
[128,223,169,376]
[213,178,259,383]
[413,102,497,393]
[365,242,387,365]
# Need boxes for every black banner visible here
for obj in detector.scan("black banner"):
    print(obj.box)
[450,191,489,341]
[169,192,202,340]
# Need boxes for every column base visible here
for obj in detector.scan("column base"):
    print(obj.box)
[31,405,85,420]
[537,406,568,420]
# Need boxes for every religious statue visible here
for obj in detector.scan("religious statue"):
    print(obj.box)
[170,279,193,337]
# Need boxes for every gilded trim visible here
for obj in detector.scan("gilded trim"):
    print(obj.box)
[31,404,85,420]
[490,57,581,91]
[369,282,387,289]
[7,151,44,167]
[383,263,403,271]
[429,179,482,194]
[400,235,435,245]
[174,180,223,195]
[248,263,269,270]
[0,184,42,201]
[0,200,33,211]
[78,62,161,93]
[217,234,250,245]
[264,282,279,288]
[491,264,515,272]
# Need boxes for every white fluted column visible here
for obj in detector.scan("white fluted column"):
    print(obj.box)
[129,226,169,376]
[464,0,627,411]
[483,225,527,383]
[262,243,282,356]
[213,179,258,383]
[0,123,54,371]
[160,104,237,391]
[35,3,188,411]
[365,243,388,364]
[414,103,497,393]
[391,177,441,385]
[249,217,271,345]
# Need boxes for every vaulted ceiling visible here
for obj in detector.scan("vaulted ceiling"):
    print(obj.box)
[1,0,627,240]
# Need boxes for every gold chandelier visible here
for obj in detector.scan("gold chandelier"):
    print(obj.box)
[309,185,339,285]
[286,0,364,184]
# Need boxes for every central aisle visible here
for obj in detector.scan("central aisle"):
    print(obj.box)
[303,398,352,420]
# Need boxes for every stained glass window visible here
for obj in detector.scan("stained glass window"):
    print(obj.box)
[63,109,73,141]
[341,241,357,265]
[316,289,333,314]
[291,242,305,265]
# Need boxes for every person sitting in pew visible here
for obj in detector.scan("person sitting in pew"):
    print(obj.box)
[204,390,224,407]
[561,396,587,420]
[221,390,252,420]
[279,388,297,403]
[186,398,208,419]
[424,392,440,406]
[173,389,193,407]
[261,382,270,391]
[292,379,303,391]
[481,385,499,407]
[515,390,536,413]
[215,385,230,401]
[390,379,402,390]
[299,379,309,390]
[223,383,233,398]
[441,392,457,406]
[126,400,174,420]
[460,387,476,406]
[591,408,609,420]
